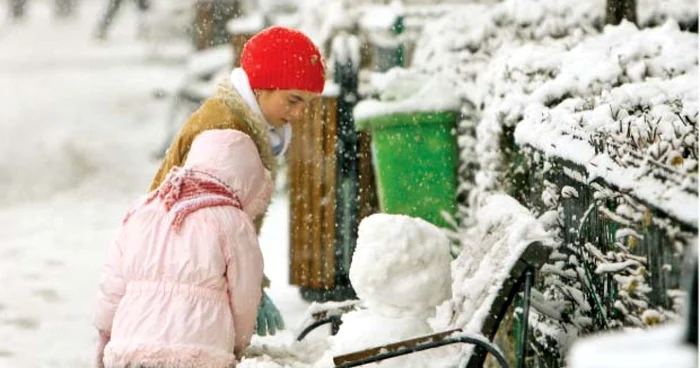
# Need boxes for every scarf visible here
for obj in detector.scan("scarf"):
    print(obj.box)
[125,167,242,231]
[230,67,292,157]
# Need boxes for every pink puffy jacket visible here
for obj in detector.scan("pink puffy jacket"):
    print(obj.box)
[94,129,273,368]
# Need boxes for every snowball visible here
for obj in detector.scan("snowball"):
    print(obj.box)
[349,214,452,318]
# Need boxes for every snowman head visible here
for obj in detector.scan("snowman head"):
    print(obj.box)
[349,214,453,318]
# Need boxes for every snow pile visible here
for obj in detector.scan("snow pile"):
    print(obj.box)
[349,213,452,317]
[567,323,696,368]
[238,335,330,368]
[320,310,441,368]
[330,33,362,72]
[430,194,558,366]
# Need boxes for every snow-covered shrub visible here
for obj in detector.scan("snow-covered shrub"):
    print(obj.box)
[512,20,698,223]
[410,0,697,222]
[476,19,697,214]
[521,160,697,365]
[411,0,606,225]
[501,21,697,362]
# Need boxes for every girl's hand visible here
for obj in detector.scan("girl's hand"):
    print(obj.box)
[255,292,285,336]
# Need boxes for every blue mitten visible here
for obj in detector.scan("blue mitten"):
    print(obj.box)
[256,291,285,336]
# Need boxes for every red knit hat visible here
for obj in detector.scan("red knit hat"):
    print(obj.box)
[241,26,325,94]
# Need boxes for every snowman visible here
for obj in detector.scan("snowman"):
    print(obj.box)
[316,213,453,368]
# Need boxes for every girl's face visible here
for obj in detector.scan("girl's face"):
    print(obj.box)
[255,89,320,128]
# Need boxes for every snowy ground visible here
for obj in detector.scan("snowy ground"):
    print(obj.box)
[0,1,308,367]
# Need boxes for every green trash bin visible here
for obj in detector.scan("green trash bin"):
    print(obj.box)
[356,111,459,228]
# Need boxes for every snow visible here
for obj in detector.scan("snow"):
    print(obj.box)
[615,228,644,241]
[567,323,696,368]
[358,3,403,31]
[185,45,233,76]
[353,68,461,122]
[406,0,698,231]
[294,0,353,48]
[594,260,641,274]
[227,13,266,34]
[0,3,308,367]
[321,81,340,97]
[561,186,579,199]
[317,214,453,367]
[330,33,361,71]
[321,309,439,368]
[637,0,700,28]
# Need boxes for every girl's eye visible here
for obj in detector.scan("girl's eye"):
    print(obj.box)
[288,99,299,106]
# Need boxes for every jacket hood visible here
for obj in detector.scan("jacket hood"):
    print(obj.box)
[184,129,273,219]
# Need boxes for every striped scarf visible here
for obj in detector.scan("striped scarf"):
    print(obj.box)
[125,167,242,230]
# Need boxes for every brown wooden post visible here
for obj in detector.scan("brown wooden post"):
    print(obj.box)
[322,99,339,286]
[358,132,379,220]
[290,96,347,291]
[193,1,215,51]
[289,105,302,285]
[231,33,251,67]
[310,99,324,289]
[299,101,313,287]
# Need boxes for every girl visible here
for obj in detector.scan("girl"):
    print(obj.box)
[150,26,325,335]
[95,129,273,367]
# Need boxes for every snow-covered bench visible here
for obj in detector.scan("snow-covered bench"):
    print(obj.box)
[298,194,557,368]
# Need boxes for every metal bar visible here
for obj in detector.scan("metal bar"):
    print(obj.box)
[332,317,342,335]
[517,266,535,368]
[296,316,343,341]
[334,334,509,368]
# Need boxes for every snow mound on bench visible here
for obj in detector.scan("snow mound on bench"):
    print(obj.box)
[350,213,453,318]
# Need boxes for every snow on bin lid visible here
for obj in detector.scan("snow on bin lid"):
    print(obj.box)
[227,13,266,34]
[353,68,461,124]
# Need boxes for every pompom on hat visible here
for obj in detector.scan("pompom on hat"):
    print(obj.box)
[240,26,325,94]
